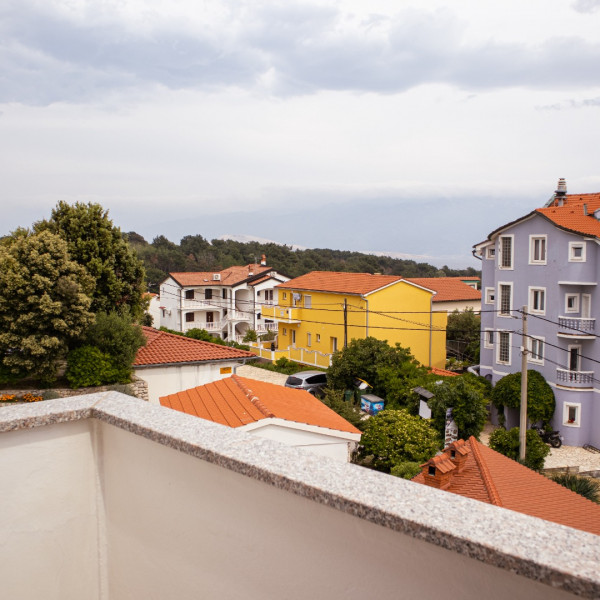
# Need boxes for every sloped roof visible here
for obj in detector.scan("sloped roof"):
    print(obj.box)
[536,193,600,238]
[168,264,271,287]
[429,367,460,377]
[406,278,481,303]
[160,375,361,435]
[134,327,254,367]
[413,436,600,536]
[277,271,405,295]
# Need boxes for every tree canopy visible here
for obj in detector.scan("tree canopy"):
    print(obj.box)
[0,230,94,382]
[488,427,550,471]
[36,202,147,319]
[446,308,480,363]
[491,370,555,426]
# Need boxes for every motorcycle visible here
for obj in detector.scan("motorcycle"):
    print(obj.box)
[531,424,563,448]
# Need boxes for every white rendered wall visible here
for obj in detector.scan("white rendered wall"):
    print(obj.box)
[134,361,243,403]
[244,421,355,462]
[99,422,578,600]
[434,300,481,313]
[0,421,100,600]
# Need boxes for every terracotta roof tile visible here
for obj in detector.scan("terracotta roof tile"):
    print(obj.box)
[413,437,600,536]
[277,271,405,295]
[536,193,600,238]
[407,278,481,303]
[169,264,271,287]
[160,375,362,435]
[134,327,254,367]
[429,367,460,377]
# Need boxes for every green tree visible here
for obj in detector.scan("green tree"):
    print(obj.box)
[0,230,94,382]
[327,337,419,397]
[36,202,147,319]
[488,427,550,471]
[360,409,441,472]
[425,377,488,440]
[446,308,480,363]
[491,370,555,426]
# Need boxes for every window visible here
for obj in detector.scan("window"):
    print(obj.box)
[293,293,302,307]
[528,337,544,365]
[529,235,547,264]
[529,287,546,314]
[307,333,312,347]
[568,345,581,372]
[185,289,194,300]
[304,295,312,308]
[331,337,338,352]
[264,289,273,303]
[484,329,494,349]
[499,235,513,269]
[222,289,227,299]
[291,330,296,346]
[282,328,287,336]
[563,403,581,427]
[205,289,213,300]
[565,294,580,313]
[185,312,195,323]
[569,241,586,262]
[316,334,321,343]
[497,331,511,364]
[485,288,495,305]
[486,246,496,259]
[282,292,287,300]
[499,283,512,316]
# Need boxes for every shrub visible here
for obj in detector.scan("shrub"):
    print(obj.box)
[360,409,441,472]
[390,461,422,480]
[320,389,365,431]
[66,346,126,388]
[550,473,600,503]
[242,329,258,342]
[488,427,550,471]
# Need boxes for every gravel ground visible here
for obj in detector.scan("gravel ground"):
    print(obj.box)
[480,422,600,473]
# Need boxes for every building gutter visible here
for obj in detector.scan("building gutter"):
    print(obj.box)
[360,295,369,337]
[429,296,433,368]
[134,357,253,370]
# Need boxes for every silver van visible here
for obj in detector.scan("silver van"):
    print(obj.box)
[284,371,328,396]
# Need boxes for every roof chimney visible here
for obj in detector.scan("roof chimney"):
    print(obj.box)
[261,254,267,266]
[555,178,567,206]
[445,439,470,473]
[419,454,456,490]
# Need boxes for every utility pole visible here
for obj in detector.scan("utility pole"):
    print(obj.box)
[343,298,348,348]
[519,305,528,461]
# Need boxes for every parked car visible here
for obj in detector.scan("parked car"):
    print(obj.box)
[284,371,328,396]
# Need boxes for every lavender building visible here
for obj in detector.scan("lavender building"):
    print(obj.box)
[474,180,600,447]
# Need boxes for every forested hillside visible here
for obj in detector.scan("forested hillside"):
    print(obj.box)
[125,233,480,293]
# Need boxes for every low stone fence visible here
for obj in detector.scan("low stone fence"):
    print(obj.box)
[0,376,149,403]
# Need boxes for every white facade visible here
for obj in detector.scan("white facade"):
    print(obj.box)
[433,299,482,313]
[134,360,243,404]
[159,269,287,342]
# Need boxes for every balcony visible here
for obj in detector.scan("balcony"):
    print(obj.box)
[256,321,278,333]
[183,320,222,332]
[556,368,594,389]
[0,396,597,599]
[261,305,301,323]
[226,310,251,322]
[182,298,224,310]
[558,316,595,338]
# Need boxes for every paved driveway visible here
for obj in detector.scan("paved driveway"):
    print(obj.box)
[236,364,288,386]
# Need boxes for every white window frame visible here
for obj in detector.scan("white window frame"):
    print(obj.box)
[529,235,547,265]
[484,287,495,305]
[282,327,287,336]
[563,402,581,428]
[567,344,582,372]
[527,336,545,365]
[528,286,546,315]
[331,336,338,353]
[291,329,296,346]
[316,334,321,343]
[565,293,580,313]
[307,332,312,347]
[486,246,496,260]
[568,241,586,262]
[304,295,312,309]
[496,331,511,365]
[498,282,513,317]
[484,328,494,349]
[498,235,514,270]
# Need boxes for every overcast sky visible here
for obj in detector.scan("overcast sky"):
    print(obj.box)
[1,0,599,268]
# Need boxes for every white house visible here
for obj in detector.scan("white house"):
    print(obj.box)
[159,258,289,342]
[160,375,361,462]
[133,327,255,403]
[407,277,482,313]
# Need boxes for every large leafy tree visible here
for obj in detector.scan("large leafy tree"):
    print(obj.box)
[446,308,480,363]
[36,202,146,319]
[491,370,555,426]
[360,409,441,472]
[489,427,550,471]
[0,230,94,382]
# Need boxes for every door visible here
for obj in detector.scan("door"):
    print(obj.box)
[568,346,580,372]
[582,294,591,318]
[206,312,214,328]
[291,329,296,347]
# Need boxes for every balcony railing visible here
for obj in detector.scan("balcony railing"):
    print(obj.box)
[261,305,300,323]
[182,298,224,310]
[256,322,278,333]
[183,321,222,332]
[556,368,594,388]
[225,311,251,322]
[558,316,595,333]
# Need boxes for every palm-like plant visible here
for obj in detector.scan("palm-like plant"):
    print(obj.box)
[551,473,600,503]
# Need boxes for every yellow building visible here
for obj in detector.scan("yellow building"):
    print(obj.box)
[262,272,447,369]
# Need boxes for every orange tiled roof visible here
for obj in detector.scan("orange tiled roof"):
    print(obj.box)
[413,437,600,536]
[134,327,254,367]
[429,367,460,377]
[407,278,481,303]
[277,271,404,295]
[169,264,271,287]
[536,192,600,238]
[160,375,362,435]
